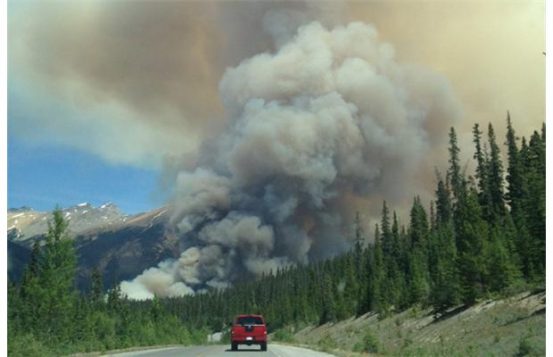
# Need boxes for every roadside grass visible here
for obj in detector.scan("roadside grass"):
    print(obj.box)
[290,291,544,356]
[272,327,297,343]
[8,333,57,357]
[9,324,209,357]
[352,330,379,354]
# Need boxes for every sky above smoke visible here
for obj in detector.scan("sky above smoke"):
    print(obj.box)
[8,0,545,298]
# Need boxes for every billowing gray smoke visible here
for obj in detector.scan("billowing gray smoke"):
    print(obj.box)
[120,21,461,300]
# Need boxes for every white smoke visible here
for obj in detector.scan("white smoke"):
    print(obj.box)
[120,21,461,300]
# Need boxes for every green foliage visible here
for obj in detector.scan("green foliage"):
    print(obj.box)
[448,127,465,199]
[15,208,77,341]
[517,335,544,357]
[486,123,506,219]
[353,330,379,353]
[273,328,296,342]
[8,333,56,357]
[317,335,338,352]
[455,189,488,304]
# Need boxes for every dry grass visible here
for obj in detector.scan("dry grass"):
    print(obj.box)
[293,291,545,356]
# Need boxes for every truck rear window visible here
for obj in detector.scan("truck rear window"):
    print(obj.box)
[236,316,263,325]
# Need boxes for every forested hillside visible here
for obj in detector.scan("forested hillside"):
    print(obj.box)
[8,117,545,356]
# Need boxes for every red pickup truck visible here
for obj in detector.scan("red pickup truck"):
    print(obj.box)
[230,314,267,351]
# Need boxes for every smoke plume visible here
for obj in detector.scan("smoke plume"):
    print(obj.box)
[120,20,461,299]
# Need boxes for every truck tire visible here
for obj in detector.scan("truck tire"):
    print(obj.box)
[261,342,267,351]
[231,342,238,351]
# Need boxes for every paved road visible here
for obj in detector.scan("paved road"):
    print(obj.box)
[105,343,335,357]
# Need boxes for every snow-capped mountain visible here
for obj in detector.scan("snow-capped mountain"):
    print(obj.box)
[8,202,128,244]
[8,204,179,291]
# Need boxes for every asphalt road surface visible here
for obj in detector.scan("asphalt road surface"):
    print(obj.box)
[105,344,335,357]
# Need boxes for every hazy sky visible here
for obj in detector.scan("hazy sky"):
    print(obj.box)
[7,0,545,215]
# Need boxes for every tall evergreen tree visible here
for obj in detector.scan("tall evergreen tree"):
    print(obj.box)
[472,123,488,202]
[524,131,546,275]
[435,176,452,226]
[448,127,465,200]
[409,196,429,249]
[18,208,77,341]
[486,123,506,219]
[429,221,459,312]
[505,113,526,220]
[319,272,337,324]
[381,201,392,256]
[371,224,386,313]
[407,198,430,305]
[486,224,520,292]
[455,188,488,304]
[90,267,105,306]
[353,211,365,280]
[429,201,436,231]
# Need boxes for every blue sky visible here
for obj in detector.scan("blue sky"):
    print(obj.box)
[6,69,170,214]
[8,135,162,214]
[7,80,167,214]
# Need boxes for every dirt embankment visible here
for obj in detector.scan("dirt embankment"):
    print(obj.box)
[290,291,545,356]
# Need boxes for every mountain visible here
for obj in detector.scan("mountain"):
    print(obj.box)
[8,202,127,244]
[7,203,181,291]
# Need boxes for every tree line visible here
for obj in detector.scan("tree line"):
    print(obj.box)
[8,115,545,355]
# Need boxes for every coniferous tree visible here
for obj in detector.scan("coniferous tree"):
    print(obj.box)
[524,131,546,276]
[429,221,459,312]
[90,267,104,306]
[486,224,520,292]
[435,176,452,226]
[369,225,385,313]
[353,211,365,284]
[409,197,429,249]
[486,123,506,219]
[455,188,488,304]
[18,208,78,341]
[341,253,358,318]
[504,115,533,279]
[429,201,436,231]
[473,123,490,217]
[505,113,526,222]
[448,127,465,200]
[319,272,337,324]
[407,198,430,305]
[381,201,392,256]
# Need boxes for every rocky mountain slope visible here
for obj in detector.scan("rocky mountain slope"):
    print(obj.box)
[8,204,181,291]
[8,203,127,244]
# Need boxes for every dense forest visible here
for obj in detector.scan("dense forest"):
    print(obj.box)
[8,116,545,356]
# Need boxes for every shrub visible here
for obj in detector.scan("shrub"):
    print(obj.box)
[517,335,542,357]
[318,335,337,352]
[353,330,379,353]
[8,333,55,357]
[273,328,296,342]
